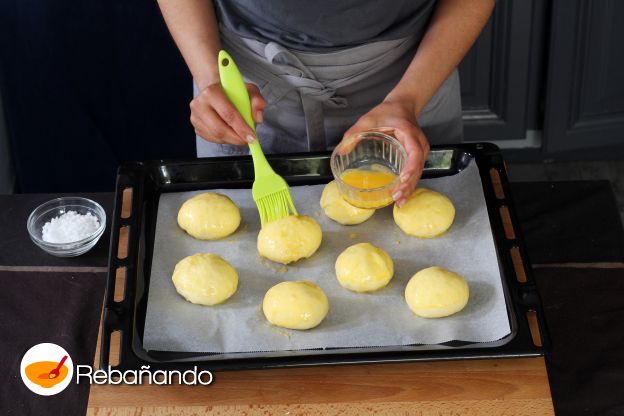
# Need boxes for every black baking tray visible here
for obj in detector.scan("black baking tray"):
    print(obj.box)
[100,143,549,371]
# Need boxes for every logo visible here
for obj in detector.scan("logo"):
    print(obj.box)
[20,343,74,396]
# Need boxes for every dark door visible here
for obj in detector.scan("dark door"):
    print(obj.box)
[459,0,541,142]
[544,0,624,153]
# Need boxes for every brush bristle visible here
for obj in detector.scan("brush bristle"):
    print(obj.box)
[256,190,298,227]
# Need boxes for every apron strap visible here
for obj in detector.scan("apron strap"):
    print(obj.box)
[264,42,348,150]
[301,95,327,151]
[262,42,348,108]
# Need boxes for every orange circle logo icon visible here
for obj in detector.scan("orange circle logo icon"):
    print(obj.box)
[20,343,73,396]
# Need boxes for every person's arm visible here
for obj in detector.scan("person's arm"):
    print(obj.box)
[343,0,495,206]
[158,0,265,146]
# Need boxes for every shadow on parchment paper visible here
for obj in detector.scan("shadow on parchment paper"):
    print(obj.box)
[254,256,298,279]
[452,199,482,237]
[239,272,288,300]
[462,281,496,319]
[169,221,187,238]
[312,295,373,332]
[237,205,258,226]
[391,258,430,286]
[320,229,351,247]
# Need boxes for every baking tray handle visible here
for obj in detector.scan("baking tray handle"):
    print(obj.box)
[100,163,145,369]
[484,152,551,352]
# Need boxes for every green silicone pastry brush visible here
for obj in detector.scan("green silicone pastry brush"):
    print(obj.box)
[217,50,297,226]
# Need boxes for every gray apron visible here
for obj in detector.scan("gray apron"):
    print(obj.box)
[196,25,462,157]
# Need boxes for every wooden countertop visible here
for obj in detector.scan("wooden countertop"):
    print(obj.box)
[87,357,553,415]
[87,186,554,415]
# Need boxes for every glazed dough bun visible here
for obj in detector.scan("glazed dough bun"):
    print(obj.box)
[393,188,455,238]
[172,253,238,306]
[262,281,329,330]
[177,192,240,240]
[320,181,375,225]
[335,243,394,292]
[257,215,322,264]
[404,266,469,318]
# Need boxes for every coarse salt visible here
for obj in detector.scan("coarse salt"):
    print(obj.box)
[41,211,100,243]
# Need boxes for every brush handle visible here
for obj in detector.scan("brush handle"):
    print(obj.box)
[217,50,269,176]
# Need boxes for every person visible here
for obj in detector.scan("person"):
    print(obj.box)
[157,0,494,206]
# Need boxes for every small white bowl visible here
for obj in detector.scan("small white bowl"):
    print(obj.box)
[27,197,107,257]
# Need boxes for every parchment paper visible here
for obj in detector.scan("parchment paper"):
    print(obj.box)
[143,159,511,353]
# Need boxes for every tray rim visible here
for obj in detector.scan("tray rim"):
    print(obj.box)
[100,142,550,371]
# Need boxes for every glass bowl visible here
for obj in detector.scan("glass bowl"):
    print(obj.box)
[330,131,407,209]
[26,197,107,257]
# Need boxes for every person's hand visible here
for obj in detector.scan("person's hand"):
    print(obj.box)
[341,98,430,207]
[190,82,266,145]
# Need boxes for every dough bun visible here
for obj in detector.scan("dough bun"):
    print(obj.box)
[262,281,329,330]
[393,188,455,238]
[257,215,322,264]
[177,192,241,240]
[172,253,238,306]
[335,243,394,292]
[404,266,469,318]
[320,180,375,225]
